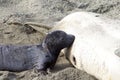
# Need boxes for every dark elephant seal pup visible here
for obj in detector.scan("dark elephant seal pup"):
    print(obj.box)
[0,30,75,73]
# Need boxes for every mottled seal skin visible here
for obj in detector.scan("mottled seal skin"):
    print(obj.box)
[0,30,75,73]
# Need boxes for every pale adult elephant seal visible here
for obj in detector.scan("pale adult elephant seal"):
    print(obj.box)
[51,12,120,80]
[0,30,75,73]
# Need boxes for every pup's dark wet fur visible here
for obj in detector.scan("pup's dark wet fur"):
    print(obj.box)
[0,30,75,74]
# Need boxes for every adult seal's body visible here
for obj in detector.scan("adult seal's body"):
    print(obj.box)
[51,12,120,80]
[0,30,75,73]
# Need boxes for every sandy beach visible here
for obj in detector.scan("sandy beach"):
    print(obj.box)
[0,0,120,80]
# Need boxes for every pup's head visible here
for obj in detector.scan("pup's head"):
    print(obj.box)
[39,30,75,71]
[43,30,75,54]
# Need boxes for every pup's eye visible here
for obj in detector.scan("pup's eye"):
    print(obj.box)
[60,37,65,41]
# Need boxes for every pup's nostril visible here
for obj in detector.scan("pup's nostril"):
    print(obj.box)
[73,56,76,65]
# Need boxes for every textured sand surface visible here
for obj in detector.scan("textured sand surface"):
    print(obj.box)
[0,0,120,80]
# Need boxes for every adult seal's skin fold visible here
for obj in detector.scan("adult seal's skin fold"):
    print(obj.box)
[0,30,75,74]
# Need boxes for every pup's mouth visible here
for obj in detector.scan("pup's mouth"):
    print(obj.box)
[66,34,75,47]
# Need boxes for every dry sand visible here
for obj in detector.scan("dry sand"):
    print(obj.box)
[0,0,120,80]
